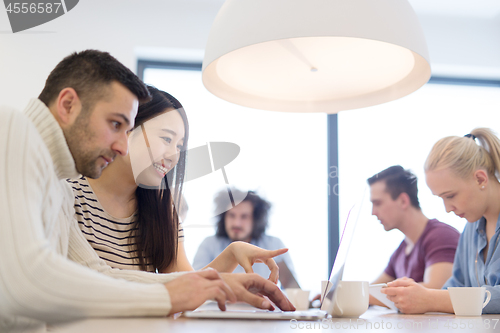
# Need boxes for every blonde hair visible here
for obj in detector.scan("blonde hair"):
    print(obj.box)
[424,128,500,180]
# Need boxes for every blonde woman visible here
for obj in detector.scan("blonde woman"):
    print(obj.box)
[382,128,500,314]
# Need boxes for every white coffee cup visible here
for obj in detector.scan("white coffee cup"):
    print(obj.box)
[448,287,491,316]
[284,288,310,311]
[329,281,369,317]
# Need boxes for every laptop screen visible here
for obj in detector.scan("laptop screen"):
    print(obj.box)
[320,188,367,309]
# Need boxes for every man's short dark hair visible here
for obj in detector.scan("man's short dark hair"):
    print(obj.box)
[38,49,150,112]
[367,165,420,209]
[215,189,271,241]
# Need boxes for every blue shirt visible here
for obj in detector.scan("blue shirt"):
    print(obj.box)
[192,235,296,280]
[443,216,500,314]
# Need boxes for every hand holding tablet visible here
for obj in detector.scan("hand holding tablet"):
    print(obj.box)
[369,283,397,311]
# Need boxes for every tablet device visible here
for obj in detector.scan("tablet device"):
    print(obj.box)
[369,283,397,311]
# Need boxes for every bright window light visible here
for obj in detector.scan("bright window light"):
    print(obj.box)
[143,67,328,293]
[340,82,500,282]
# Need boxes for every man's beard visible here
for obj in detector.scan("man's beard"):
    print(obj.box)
[64,111,114,179]
[230,228,250,242]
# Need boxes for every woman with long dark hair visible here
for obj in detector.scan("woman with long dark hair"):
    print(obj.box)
[69,85,285,279]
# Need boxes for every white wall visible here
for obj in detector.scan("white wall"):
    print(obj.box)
[0,0,223,109]
[419,14,500,78]
[0,0,499,111]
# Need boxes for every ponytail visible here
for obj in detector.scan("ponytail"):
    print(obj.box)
[425,127,500,180]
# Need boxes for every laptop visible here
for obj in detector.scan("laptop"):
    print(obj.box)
[183,192,366,320]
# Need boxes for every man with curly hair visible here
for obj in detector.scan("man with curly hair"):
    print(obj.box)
[193,189,298,287]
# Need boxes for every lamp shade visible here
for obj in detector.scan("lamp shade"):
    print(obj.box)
[202,0,431,113]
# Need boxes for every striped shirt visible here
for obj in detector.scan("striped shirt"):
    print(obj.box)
[68,176,184,272]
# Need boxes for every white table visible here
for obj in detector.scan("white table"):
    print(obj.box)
[46,307,500,333]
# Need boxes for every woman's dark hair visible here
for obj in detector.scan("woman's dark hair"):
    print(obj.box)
[131,85,189,272]
[215,189,271,241]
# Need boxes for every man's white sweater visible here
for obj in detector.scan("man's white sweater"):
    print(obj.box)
[0,99,184,330]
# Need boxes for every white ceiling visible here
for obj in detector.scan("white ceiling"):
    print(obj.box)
[203,0,500,19]
[408,0,500,19]
[202,0,500,19]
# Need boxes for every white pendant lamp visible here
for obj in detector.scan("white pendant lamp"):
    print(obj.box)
[202,0,431,113]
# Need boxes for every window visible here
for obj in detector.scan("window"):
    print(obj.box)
[141,61,500,289]
[340,80,500,281]
[142,64,328,293]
